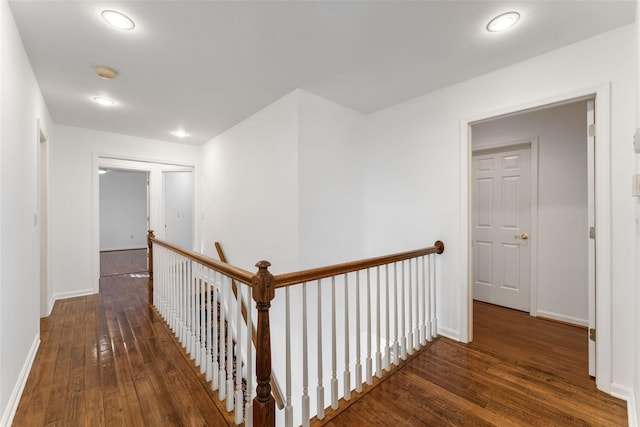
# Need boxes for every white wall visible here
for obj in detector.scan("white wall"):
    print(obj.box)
[200,91,300,274]
[298,90,367,268]
[50,124,200,300]
[99,170,148,251]
[364,24,636,402]
[634,3,640,424]
[200,89,369,426]
[472,101,588,326]
[0,1,53,424]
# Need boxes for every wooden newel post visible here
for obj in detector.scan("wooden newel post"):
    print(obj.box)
[147,230,155,305]
[252,260,276,427]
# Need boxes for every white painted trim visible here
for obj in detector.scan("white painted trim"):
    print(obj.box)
[536,310,588,327]
[610,383,637,427]
[0,334,40,427]
[471,138,539,318]
[52,288,97,301]
[47,295,55,317]
[460,83,612,393]
[92,154,201,292]
[437,326,460,341]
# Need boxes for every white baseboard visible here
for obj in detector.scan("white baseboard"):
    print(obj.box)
[610,383,637,427]
[46,296,56,317]
[0,334,40,427]
[51,288,97,304]
[534,309,588,327]
[437,326,460,341]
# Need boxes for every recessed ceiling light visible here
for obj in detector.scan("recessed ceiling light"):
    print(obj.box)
[92,96,116,106]
[101,10,135,31]
[99,169,108,175]
[172,130,189,138]
[487,12,520,32]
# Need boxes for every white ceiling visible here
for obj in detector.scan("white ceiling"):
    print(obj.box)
[8,1,636,145]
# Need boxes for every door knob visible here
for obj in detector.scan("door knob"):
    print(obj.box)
[515,233,529,240]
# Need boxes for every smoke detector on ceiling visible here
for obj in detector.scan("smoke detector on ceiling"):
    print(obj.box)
[96,65,118,80]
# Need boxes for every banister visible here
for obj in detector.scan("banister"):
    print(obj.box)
[149,236,254,285]
[273,240,444,288]
[214,242,285,411]
[252,261,276,427]
[148,232,445,427]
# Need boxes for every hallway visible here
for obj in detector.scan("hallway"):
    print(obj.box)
[12,251,628,426]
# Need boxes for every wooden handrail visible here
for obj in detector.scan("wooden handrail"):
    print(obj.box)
[149,236,254,285]
[149,232,445,427]
[214,242,285,410]
[273,240,444,288]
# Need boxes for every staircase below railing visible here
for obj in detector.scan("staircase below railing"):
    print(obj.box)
[147,230,444,427]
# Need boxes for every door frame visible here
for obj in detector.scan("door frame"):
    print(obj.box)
[471,138,539,315]
[459,83,611,392]
[92,154,199,293]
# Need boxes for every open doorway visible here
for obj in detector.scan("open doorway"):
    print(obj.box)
[469,98,595,376]
[99,168,149,278]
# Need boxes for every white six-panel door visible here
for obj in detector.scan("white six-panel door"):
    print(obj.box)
[473,146,531,311]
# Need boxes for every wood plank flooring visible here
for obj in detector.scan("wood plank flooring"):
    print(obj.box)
[13,251,628,426]
[324,301,628,426]
[13,250,232,426]
[99,249,148,278]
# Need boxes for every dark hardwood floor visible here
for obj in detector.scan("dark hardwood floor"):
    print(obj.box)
[13,253,628,426]
[99,248,148,278]
[13,250,233,426]
[324,301,628,426]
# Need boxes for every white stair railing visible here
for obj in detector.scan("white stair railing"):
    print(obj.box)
[271,241,444,427]
[148,231,443,427]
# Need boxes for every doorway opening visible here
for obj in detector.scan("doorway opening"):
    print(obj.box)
[469,97,596,378]
[99,168,149,278]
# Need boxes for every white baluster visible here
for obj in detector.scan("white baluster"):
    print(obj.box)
[245,282,253,427]
[177,254,181,336]
[375,266,382,378]
[192,261,196,358]
[169,252,175,331]
[316,279,325,420]
[181,257,187,347]
[212,272,220,391]
[285,287,293,427]
[366,269,372,385]
[420,256,426,347]
[301,282,309,427]
[226,276,234,412]
[384,264,390,371]
[206,268,213,381]
[414,258,420,351]
[331,277,338,410]
[431,254,438,338]
[425,255,432,342]
[200,265,207,374]
[407,259,414,356]
[218,273,226,401]
[400,260,406,360]
[355,271,362,393]
[235,279,243,424]
[393,262,399,366]
[343,274,351,401]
